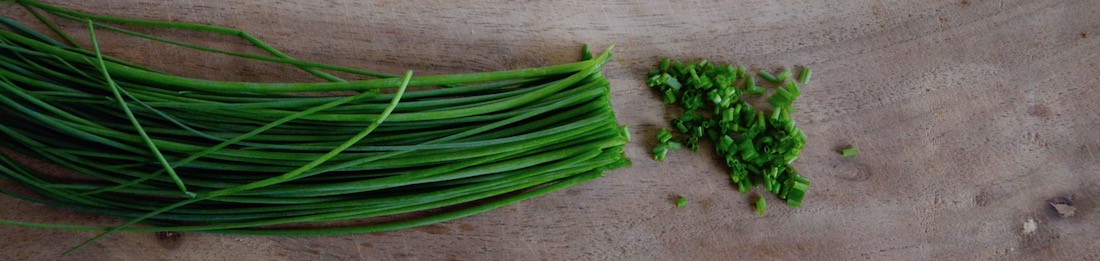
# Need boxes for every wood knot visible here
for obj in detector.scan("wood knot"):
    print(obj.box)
[1027,105,1051,118]
[1046,196,1075,218]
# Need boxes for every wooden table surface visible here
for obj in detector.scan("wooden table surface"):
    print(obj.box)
[2,0,1098,260]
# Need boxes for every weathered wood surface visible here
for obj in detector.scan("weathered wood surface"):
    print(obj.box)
[1,0,1098,260]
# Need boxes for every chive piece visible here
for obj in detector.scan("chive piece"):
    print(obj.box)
[757,70,779,83]
[653,143,669,162]
[716,135,734,153]
[798,67,812,84]
[775,69,792,83]
[785,81,801,96]
[786,180,809,207]
[756,197,766,216]
[676,196,688,208]
[746,75,764,95]
[663,89,677,104]
[667,141,683,150]
[684,136,699,152]
[580,44,593,61]
[657,128,673,143]
[665,76,682,90]
[841,146,859,157]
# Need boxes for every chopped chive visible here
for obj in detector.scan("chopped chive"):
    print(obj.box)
[657,128,673,143]
[785,81,801,97]
[841,146,859,157]
[775,69,792,83]
[757,69,779,83]
[684,136,699,152]
[737,180,751,193]
[653,143,670,161]
[647,58,811,215]
[665,76,682,90]
[786,180,809,207]
[746,75,764,95]
[619,125,631,141]
[663,89,677,104]
[676,196,688,208]
[798,67,812,84]
[756,197,766,216]
[0,2,632,251]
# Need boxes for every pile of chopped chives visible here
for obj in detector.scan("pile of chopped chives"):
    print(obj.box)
[647,58,810,212]
[0,0,630,253]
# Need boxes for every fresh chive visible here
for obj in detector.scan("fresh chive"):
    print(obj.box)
[663,89,677,104]
[756,197,766,216]
[798,67,812,84]
[757,69,779,83]
[646,58,810,215]
[657,128,673,143]
[676,196,688,208]
[775,69,792,83]
[0,2,631,254]
[841,146,859,157]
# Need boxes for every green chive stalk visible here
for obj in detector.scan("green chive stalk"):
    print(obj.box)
[0,0,631,254]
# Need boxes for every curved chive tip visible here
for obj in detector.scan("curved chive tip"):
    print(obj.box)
[746,75,764,95]
[841,146,859,157]
[676,196,688,208]
[619,125,631,141]
[756,197,766,216]
[580,44,593,61]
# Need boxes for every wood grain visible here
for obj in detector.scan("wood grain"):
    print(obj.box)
[2,0,1099,260]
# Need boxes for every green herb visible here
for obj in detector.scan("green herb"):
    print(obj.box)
[798,67,812,84]
[757,69,779,83]
[0,1,631,254]
[745,75,764,95]
[647,58,811,215]
[841,146,859,157]
[676,196,688,208]
[756,197,766,216]
[775,69,792,83]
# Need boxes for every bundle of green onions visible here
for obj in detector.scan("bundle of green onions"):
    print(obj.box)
[0,0,629,252]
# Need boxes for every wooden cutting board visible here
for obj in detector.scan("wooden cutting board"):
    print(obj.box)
[1,0,1098,260]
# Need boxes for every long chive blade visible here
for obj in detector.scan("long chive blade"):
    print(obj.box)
[87,19,193,197]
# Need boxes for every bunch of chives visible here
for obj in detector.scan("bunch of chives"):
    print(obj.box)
[0,0,630,253]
